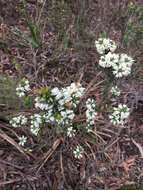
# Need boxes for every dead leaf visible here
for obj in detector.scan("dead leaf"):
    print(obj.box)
[119,157,136,173]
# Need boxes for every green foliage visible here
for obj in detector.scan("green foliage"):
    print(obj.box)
[38,87,51,100]
[24,96,33,109]
[0,76,21,122]
[26,21,41,48]
[48,0,72,49]
[124,3,143,47]
[0,76,20,109]
[12,0,42,48]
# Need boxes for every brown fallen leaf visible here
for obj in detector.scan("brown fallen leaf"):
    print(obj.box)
[119,157,136,173]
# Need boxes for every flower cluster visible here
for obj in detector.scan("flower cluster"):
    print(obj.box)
[30,114,42,135]
[95,38,131,127]
[112,53,134,78]
[35,96,52,110]
[96,38,134,78]
[99,52,119,68]
[111,86,121,96]
[95,38,117,55]
[16,79,30,97]
[73,145,84,159]
[21,82,84,137]
[86,98,97,132]
[51,82,85,109]
[11,82,85,140]
[109,104,130,126]
[34,83,85,127]
[10,115,27,128]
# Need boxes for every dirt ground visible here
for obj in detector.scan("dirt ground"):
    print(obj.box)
[0,0,143,189]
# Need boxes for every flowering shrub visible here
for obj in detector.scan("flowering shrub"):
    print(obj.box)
[95,38,132,126]
[11,81,86,156]
[9,37,134,159]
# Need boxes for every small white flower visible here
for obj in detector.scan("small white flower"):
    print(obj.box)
[51,87,62,99]
[62,82,85,106]
[109,104,130,126]
[59,110,75,125]
[16,79,30,97]
[35,97,52,111]
[18,135,27,146]
[67,126,76,137]
[99,56,108,68]
[86,98,97,132]
[73,145,84,159]
[120,53,134,67]
[30,114,42,135]
[111,86,121,96]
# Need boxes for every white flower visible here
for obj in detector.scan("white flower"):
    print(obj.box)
[86,98,97,132]
[105,52,119,65]
[67,126,76,137]
[73,145,84,159]
[30,114,42,135]
[112,54,134,78]
[99,56,108,68]
[51,87,62,100]
[16,79,30,97]
[60,110,75,125]
[66,110,75,120]
[95,38,117,55]
[62,82,85,106]
[109,104,130,126]
[35,97,52,111]
[95,36,134,78]
[18,135,27,146]
[31,82,84,130]
[50,82,85,113]
[43,110,54,123]
[111,86,121,96]
[10,115,27,128]
[120,53,134,67]
[16,87,25,97]
[99,52,119,68]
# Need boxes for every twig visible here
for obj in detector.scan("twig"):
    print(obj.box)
[36,138,62,173]
[0,159,23,170]
[132,138,143,158]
